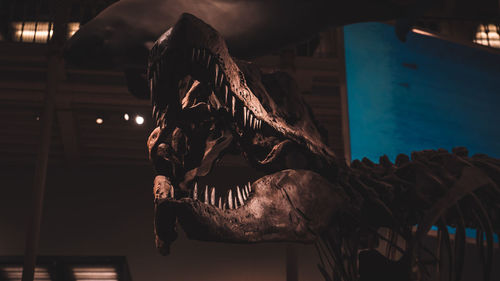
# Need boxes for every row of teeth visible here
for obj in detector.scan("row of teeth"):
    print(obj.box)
[192,182,252,210]
[191,47,262,131]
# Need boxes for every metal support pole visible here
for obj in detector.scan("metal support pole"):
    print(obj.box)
[286,244,298,281]
[21,0,68,279]
[21,69,56,281]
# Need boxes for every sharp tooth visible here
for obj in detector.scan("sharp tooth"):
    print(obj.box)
[218,197,222,209]
[224,86,228,104]
[228,190,233,209]
[207,54,212,68]
[232,96,236,116]
[242,188,247,201]
[218,73,224,87]
[201,49,206,64]
[248,182,252,192]
[196,49,200,61]
[156,109,162,126]
[170,186,175,198]
[244,185,249,197]
[236,186,244,206]
[152,105,157,120]
[214,64,219,86]
[193,182,198,200]
[204,185,209,204]
[159,112,166,129]
[210,187,216,205]
[223,202,227,210]
[234,196,239,208]
[243,107,247,126]
[191,48,195,61]
[249,114,253,128]
[210,90,221,109]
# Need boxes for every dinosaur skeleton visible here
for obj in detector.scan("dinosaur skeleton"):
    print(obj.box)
[146,14,500,281]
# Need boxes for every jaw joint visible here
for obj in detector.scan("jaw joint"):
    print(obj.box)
[154,175,175,202]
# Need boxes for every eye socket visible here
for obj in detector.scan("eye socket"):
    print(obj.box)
[208,127,222,139]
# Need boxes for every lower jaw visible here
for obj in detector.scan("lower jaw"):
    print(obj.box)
[153,168,346,255]
[154,169,296,254]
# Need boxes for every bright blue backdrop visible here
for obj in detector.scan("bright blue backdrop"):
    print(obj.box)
[344,22,500,242]
[344,23,500,163]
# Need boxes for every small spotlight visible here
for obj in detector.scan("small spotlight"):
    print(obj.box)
[123,113,130,121]
[96,117,104,124]
[135,115,144,125]
[35,116,40,121]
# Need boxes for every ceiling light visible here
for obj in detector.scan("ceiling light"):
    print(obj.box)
[96,118,104,124]
[135,115,144,125]
[123,113,130,121]
[71,266,118,281]
[0,266,50,280]
[67,22,80,38]
[11,21,80,43]
[474,23,500,48]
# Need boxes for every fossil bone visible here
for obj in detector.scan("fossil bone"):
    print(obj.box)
[147,14,500,281]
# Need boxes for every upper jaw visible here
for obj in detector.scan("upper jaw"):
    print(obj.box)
[148,13,268,131]
[148,13,337,167]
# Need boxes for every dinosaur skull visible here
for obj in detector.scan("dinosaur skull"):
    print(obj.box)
[147,13,348,254]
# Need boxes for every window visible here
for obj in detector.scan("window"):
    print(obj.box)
[0,266,51,281]
[0,256,131,281]
[71,266,118,281]
[473,23,500,48]
[11,21,80,43]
